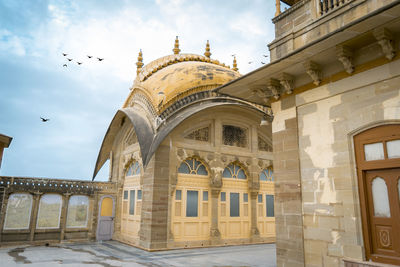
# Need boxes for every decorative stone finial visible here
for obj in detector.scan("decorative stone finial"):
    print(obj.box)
[136,49,144,75]
[173,36,181,55]
[204,40,211,58]
[232,56,238,71]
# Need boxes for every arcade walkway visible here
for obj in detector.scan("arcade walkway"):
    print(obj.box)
[1,241,276,267]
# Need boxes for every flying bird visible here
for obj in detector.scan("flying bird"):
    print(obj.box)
[97,57,104,61]
[263,55,269,57]
[40,117,50,122]
[248,61,253,64]
[77,62,82,65]
[67,58,73,61]
[62,53,68,56]
[63,64,67,67]
[87,55,93,58]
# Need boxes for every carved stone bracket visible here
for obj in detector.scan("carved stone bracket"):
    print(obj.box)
[374,28,396,60]
[266,78,282,100]
[251,88,271,104]
[210,169,223,188]
[304,61,321,86]
[336,45,354,74]
[279,73,294,94]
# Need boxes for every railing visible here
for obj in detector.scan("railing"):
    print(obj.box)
[320,0,351,15]
[0,176,116,194]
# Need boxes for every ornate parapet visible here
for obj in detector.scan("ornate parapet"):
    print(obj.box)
[0,176,116,195]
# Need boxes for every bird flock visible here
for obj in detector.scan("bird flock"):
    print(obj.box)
[61,52,104,68]
[231,54,269,65]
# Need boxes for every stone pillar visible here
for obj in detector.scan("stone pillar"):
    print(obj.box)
[113,187,123,239]
[210,188,221,244]
[209,169,222,245]
[0,189,8,242]
[88,194,97,241]
[139,145,170,250]
[272,102,304,267]
[250,191,260,240]
[29,193,42,242]
[60,193,71,241]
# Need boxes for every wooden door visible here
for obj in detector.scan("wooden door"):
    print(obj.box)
[365,169,400,260]
[97,196,114,241]
[354,124,400,265]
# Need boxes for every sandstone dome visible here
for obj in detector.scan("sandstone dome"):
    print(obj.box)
[123,44,241,115]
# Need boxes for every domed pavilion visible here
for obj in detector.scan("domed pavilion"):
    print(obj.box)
[93,37,275,250]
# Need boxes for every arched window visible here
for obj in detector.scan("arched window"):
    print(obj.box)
[3,193,32,230]
[260,167,274,181]
[66,195,89,228]
[178,158,208,175]
[126,161,140,176]
[222,163,247,179]
[37,194,62,229]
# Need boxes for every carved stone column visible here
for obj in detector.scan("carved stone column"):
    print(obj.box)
[250,191,260,241]
[210,188,221,244]
[209,169,222,244]
[29,193,42,242]
[60,193,71,241]
[248,169,260,241]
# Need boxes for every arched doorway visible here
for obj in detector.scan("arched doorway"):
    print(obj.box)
[97,196,115,241]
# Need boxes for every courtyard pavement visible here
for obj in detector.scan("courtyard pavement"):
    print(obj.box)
[0,241,276,267]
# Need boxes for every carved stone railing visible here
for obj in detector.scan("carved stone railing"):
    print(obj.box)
[0,176,116,194]
[319,0,352,15]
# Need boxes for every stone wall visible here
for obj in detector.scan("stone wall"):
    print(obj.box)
[0,176,116,245]
[296,58,400,267]
[272,98,305,267]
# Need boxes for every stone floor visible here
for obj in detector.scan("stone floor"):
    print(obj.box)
[0,241,276,267]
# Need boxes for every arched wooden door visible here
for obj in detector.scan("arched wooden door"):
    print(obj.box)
[354,124,400,265]
[97,196,115,241]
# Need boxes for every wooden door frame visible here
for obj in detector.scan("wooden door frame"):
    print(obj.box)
[353,124,400,265]
[96,195,115,241]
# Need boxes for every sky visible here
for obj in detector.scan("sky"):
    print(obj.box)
[0,0,279,181]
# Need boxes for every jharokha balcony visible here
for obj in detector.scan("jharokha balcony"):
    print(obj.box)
[270,0,395,61]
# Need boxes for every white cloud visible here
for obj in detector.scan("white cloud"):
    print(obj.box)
[0,29,26,56]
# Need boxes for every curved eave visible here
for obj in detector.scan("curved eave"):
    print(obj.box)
[143,98,266,167]
[92,107,154,180]
[93,97,267,180]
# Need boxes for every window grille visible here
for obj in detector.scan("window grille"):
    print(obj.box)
[222,163,247,179]
[260,167,274,181]
[178,158,208,175]
[223,125,247,148]
[258,136,272,152]
[185,127,209,142]
[126,161,140,176]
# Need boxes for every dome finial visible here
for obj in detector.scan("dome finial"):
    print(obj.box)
[232,55,238,71]
[204,40,211,58]
[136,49,144,75]
[173,36,181,54]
